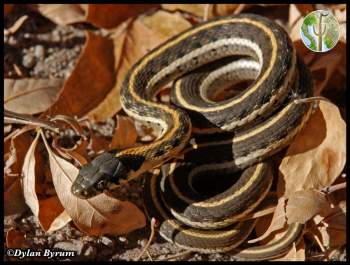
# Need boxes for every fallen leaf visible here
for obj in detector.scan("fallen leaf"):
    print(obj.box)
[288,4,304,42]
[286,189,329,224]
[4,78,63,115]
[273,239,305,261]
[85,10,191,122]
[140,10,192,38]
[6,228,28,249]
[110,115,137,150]
[35,4,158,28]
[312,201,346,248]
[335,8,346,43]
[22,130,67,231]
[86,4,159,28]
[47,210,72,233]
[162,4,213,18]
[4,129,33,216]
[43,31,115,119]
[35,4,86,25]
[294,4,315,16]
[249,197,287,244]
[278,101,346,198]
[215,4,246,16]
[41,131,146,235]
[4,4,14,17]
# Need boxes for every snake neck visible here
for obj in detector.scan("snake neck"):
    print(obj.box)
[115,109,192,182]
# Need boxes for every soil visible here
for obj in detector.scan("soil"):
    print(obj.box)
[4,5,346,261]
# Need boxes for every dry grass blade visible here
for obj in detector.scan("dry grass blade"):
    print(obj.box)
[5,110,60,133]
[135,217,157,261]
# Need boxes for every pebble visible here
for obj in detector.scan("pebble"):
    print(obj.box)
[54,240,85,255]
[100,236,114,248]
[22,53,35,68]
[8,35,17,45]
[119,236,127,243]
[84,245,97,258]
[34,45,45,60]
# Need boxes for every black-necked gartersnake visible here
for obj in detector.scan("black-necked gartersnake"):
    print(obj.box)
[71,13,313,260]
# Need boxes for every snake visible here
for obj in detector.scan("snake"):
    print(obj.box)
[71,13,313,260]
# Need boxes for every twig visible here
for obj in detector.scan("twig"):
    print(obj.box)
[312,233,326,253]
[293,96,330,105]
[233,4,246,15]
[4,109,60,133]
[158,250,193,261]
[203,4,211,21]
[4,15,28,35]
[135,217,157,261]
[146,250,153,261]
[322,182,346,194]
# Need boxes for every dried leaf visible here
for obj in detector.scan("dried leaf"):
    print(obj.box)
[286,190,329,224]
[140,10,191,38]
[4,78,63,115]
[249,197,287,244]
[4,4,14,17]
[47,210,72,233]
[288,4,304,42]
[293,4,315,16]
[6,229,28,249]
[215,4,246,16]
[35,4,86,25]
[278,101,346,198]
[44,31,115,119]
[162,4,213,18]
[4,130,33,216]
[110,115,137,150]
[42,131,146,235]
[86,4,159,28]
[85,10,191,121]
[273,239,305,261]
[22,130,67,231]
[312,201,346,248]
[335,8,346,43]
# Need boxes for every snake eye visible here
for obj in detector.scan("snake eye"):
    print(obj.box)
[97,180,107,190]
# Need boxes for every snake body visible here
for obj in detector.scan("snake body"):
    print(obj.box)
[71,13,313,259]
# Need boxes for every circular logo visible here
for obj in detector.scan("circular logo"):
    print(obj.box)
[300,10,340,52]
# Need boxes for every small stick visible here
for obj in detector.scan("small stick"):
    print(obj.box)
[293,96,330,105]
[4,110,59,133]
[322,182,346,194]
[313,233,326,253]
[135,217,157,261]
[203,4,211,21]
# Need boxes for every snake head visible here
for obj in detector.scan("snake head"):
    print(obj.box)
[71,152,128,199]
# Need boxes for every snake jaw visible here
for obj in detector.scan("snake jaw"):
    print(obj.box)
[71,153,128,199]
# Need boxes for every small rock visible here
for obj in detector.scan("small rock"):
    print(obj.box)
[100,236,114,248]
[118,236,127,243]
[8,36,17,46]
[22,53,35,68]
[54,240,85,255]
[34,45,45,60]
[84,245,97,258]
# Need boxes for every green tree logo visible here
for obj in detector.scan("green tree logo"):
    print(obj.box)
[300,10,340,52]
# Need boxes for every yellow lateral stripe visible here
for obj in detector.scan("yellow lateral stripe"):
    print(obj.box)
[192,163,264,207]
[173,18,277,112]
[126,18,277,155]
[233,102,294,142]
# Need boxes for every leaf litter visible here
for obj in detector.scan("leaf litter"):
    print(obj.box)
[3,4,346,261]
